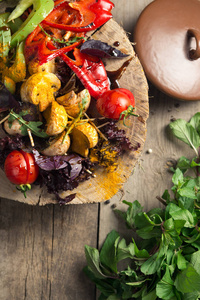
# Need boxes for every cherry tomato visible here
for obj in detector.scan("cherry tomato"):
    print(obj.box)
[96,88,136,121]
[4,150,39,185]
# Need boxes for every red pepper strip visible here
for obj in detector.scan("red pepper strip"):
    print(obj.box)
[24,20,84,63]
[44,2,81,26]
[38,39,83,64]
[42,0,114,33]
[61,48,110,99]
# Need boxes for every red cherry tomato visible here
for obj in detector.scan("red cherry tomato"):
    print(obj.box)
[4,150,39,185]
[96,88,136,121]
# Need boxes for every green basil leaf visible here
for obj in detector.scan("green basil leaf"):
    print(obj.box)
[172,168,184,186]
[189,112,200,131]
[140,252,164,275]
[183,291,200,300]
[169,203,195,228]
[132,239,149,258]
[178,187,197,200]
[169,119,200,153]
[177,251,187,270]
[190,250,200,275]
[84,266,115,296]
[126,279,147,286]
[174,263,200,293]
[164,218,175,231]
[123,200,143,228]
[156,267,175,299]
[100,230,119,274]
[190,159,200,168]
[84,245,107,279]
[142,288,157,300]
[116,238,135,262]
[136,226,162,239]
[176,156,191,172]
[120,266,137,277]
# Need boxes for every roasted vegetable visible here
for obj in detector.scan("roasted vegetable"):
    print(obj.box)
[43,101,68,136]
[41,0,114,33]
[2,41,26,83]
[70,122,98,157]
[42,131,70,156]
[56,89,91,118]
[4,119,23,136]
[20,72,61,112]
[61,48,110,99]
[8,0,54,48]
[28,58,56,75]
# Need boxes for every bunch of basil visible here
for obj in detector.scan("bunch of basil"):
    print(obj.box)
[84,113,200,300]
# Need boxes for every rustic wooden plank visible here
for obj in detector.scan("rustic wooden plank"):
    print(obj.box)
[0,199,98,299]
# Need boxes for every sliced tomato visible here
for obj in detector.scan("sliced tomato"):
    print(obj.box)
[4,150,39,185]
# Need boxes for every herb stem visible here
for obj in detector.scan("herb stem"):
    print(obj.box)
[84,113,108,141]
[156,196,167,206]
[0,114,10,124]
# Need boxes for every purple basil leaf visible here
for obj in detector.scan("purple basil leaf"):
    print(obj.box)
[0,81,20,112]
[67,154,83,180]
[55,192,76,205]
[80,40,129,59]
[33,150,83,179]
[33,149,69,171]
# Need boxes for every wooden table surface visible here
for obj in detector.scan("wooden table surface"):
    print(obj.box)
[1,0,200,299]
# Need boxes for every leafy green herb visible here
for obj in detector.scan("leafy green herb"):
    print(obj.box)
[8,109,48,138]
[84,113,200,299]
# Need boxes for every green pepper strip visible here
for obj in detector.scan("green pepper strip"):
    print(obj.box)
[3,41,26,83]
[9,0,54,49]
[0,13,11,60]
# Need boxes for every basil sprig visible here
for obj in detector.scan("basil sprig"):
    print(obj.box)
[84,112,200,300]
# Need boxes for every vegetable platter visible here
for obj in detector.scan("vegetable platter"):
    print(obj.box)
[0,0,149,205]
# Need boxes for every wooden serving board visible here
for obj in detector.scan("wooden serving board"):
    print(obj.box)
[0,19,149,205]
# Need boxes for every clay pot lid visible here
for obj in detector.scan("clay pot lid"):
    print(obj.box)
[134,0,200,100]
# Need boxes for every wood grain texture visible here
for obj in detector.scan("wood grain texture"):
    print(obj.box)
[0,19,149,206]
[0,199,98,300]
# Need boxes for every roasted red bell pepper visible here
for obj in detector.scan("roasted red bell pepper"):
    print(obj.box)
[24,22,84,63]
[61,48,110,99]
[42,0,114,33]
[38,39,84,64]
